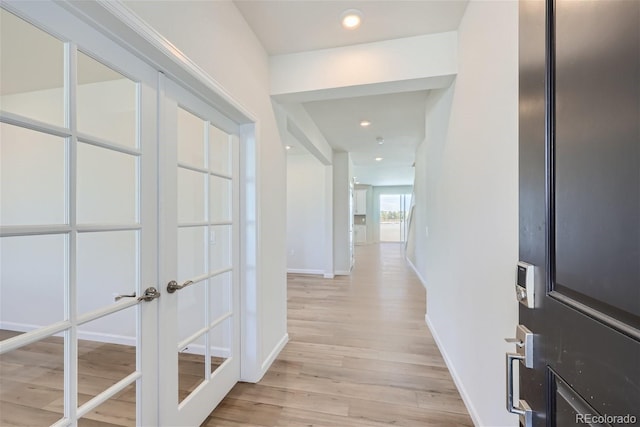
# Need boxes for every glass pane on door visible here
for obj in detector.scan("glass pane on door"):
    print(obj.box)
[77,383,136,427]
[77,52,137,148]
[178,168,206,224]
[77,142,138,225]
[178,335,206,403]
[0,334,65,426]
[209,318,231,376]
[0,123,67,226]
[0,234,67,325]
[209,125,231,176]
[77,231,138,315]
[178,107,205,168]
[0,8,65,126]
[77,306,137,404]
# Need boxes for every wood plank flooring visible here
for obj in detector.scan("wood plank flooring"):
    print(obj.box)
[1,243,471,426]
[204,243,472,427]
[0,330,223,426]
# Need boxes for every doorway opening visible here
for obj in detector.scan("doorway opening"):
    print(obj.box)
[379,194,412,243]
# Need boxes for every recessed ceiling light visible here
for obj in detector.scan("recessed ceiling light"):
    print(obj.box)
[375,157,383,162]
[376,137,384,145]
[341,9,363,30]
[285,145,292,150]
[360,120,371,127]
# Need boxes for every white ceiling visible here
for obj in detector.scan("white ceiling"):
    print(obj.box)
[303,90,428,166]
[234,0,468,55]
[235,0,467,186]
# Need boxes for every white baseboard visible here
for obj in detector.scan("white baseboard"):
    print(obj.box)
[78,330,136,347]
[323,273,335,279]
[287,268,324,275]
[334,270,352,276]
[0,321,136,347]
[180,343,231,358]
[0,321,42,334]
[259,333,288,379]
[406,257,427,289]
[425,314,481,427]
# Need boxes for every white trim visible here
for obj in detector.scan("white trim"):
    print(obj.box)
[239,123,260,384]
[323,273,335,279]
[0,321,137,347]
[58,0,258,125]
[258,333,289,380]
[287,268,325,275]
[406,256,428,289]
[76,331,136,347]
[179,344,232,359]
[425,314,482,427]
[0,321,53,335]
[334,270,352,276]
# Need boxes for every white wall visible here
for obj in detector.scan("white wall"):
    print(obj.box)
[270,32,458,100]
[121,0,288,379]
[332,152,352,275]
[276,103,333,165]
[409,1,519,425]
[286,153,328,274]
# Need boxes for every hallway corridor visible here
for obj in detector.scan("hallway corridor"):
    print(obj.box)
[204,244,472,426]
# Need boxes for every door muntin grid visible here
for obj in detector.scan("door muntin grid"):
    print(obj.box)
[175,107,236,405]
[0,6,155,426]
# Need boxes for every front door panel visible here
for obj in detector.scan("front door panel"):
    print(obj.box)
[518,0,640,425]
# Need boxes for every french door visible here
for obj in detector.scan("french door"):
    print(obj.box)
[0,4,159,426]
[158,77,240,426]
[0,3,240,426]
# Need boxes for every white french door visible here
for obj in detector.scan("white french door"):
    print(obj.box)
[158,77,241,426]
[0,3,242,426]
[0,3,159,426]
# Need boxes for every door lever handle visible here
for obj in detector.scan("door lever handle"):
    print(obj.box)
[114,287,160,302]
[506,325,534,368]
[505,337,525,347]
[167,280,194,293]
[114,292,136,301]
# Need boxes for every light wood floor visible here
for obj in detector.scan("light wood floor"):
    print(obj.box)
[0,330,224,426]
[203,243,472,427]
[1,243,471,426]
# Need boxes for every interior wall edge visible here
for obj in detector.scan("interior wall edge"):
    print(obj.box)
[425,314,482,427]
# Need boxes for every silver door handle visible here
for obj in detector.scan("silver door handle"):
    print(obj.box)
[114,287,160,302]
[114,292,136,301]
[506,352,533,426]
[166,280,194,293]
[138,287,160,302]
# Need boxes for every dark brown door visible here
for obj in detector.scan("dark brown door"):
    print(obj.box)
[518,0,639,426]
